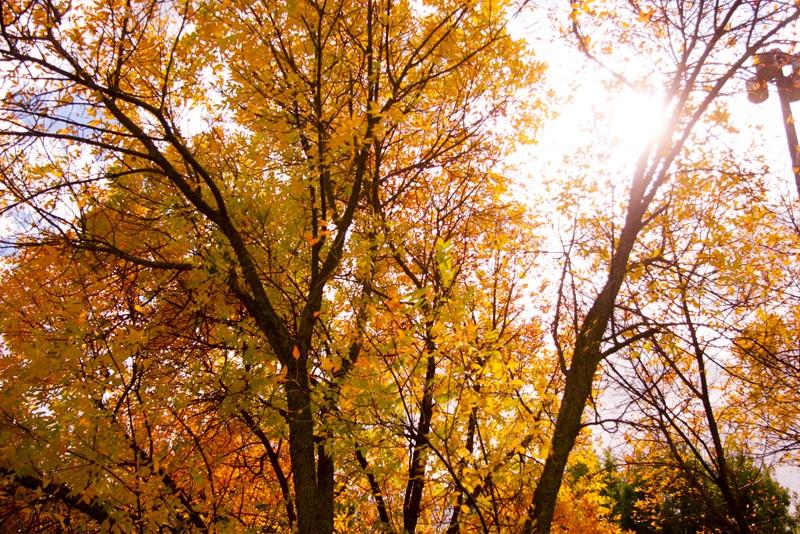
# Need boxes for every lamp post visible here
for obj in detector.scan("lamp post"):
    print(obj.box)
[746,50,800,198]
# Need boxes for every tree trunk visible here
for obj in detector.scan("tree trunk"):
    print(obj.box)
[403,352,437,533]
[524,204,644,533]
[285,359,333,534]
[523,340,601,533]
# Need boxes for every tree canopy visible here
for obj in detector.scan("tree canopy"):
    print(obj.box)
[1,0,799,533]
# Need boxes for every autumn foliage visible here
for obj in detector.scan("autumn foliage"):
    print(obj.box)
[1,0,799,533]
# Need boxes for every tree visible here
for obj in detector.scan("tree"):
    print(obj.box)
[599,156,800,533]
[0,0,542,532]
[730,300,800,459]
[3,1,800,533]
[600,450,798,534]
[524,1,800,532]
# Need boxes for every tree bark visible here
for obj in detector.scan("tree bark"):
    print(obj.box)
[403,350,437,534]
[523,200,644,533]
[284,358,333,534]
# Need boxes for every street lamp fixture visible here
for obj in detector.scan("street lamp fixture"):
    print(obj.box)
[746,50,800,198]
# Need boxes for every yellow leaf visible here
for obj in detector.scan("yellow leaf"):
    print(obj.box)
[292,345,301,359]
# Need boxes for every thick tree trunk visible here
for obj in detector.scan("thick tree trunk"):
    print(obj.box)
[285,360,333,534]
[317,443,335,531]
[523,203,644,534]
[523,340,601,533]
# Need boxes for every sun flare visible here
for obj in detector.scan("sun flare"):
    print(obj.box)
[605,89,669,156]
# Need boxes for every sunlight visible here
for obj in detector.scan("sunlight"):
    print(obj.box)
[519,82,671,192]
[604,88,669,156]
